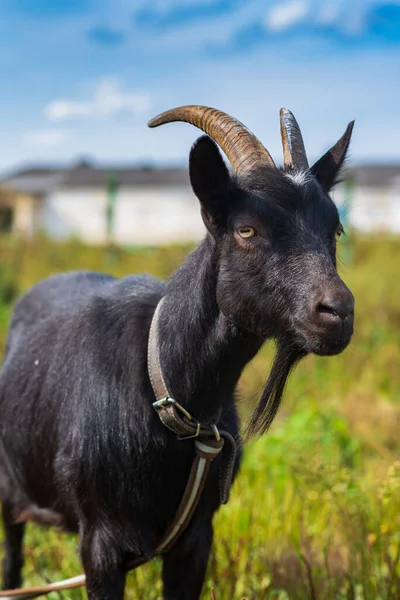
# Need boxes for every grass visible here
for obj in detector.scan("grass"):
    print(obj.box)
[0,232,399,599]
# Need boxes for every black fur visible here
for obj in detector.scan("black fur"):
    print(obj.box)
[0,126,354,599]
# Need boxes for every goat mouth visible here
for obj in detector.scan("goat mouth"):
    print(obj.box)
[293,324,353,356]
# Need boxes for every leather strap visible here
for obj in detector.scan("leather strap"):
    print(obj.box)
[147,298,170,401]
[155,437,224,553]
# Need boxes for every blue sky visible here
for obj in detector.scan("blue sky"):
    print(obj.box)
[0,0,399,171]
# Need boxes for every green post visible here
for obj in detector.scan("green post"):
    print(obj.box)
[106,171,118,243]
[339,170,354,265]
[106,171,119,264]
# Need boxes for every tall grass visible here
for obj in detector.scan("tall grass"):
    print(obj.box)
[0,233,399,599]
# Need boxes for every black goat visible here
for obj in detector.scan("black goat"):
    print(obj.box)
[0,106,355,599]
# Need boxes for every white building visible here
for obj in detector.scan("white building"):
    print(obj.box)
[332,165,400,233]
[0,161,399,244]
[0,161,206,245]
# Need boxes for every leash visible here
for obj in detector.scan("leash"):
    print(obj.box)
[0,576,86,599]
[0,297,236,598]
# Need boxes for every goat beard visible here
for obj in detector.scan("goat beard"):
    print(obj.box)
[244,335,307,440]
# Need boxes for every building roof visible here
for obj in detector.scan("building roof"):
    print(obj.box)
[1,161,190,195]
[1,161,400,196]
[61,165,190,187]
[347,165,400,187]
[5,173,66,195]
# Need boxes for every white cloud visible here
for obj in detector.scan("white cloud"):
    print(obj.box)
[25,129,69,148]
[317,2,340,25]
[131,0,218,16]
[265,0,310,32]
[44,79,152,122]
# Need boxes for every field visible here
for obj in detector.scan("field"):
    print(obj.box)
[0,234,399,599]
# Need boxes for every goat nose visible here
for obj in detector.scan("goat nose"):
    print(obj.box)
[316,290,354,321]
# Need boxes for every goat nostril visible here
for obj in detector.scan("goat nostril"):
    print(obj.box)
[315,294,354,322]
[317,302,338,317]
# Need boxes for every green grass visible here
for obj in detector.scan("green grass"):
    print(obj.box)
[0,233,400,599]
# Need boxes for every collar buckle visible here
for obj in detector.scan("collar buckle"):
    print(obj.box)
[153,397,221,442]
[153,396,194,422]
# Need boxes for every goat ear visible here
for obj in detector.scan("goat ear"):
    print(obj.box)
[311,121,354,192]
[189,135,231,232]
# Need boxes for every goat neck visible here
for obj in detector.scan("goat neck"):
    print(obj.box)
[155,235,263,423]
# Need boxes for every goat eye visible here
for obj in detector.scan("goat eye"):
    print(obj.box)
[238,226,255,239]
[335,227,344,241]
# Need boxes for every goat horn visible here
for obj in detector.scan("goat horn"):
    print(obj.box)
[280,108,309,170]
[148,105,275,175]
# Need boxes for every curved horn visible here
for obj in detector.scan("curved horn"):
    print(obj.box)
[148,105,275,175]
[280,108,309,170]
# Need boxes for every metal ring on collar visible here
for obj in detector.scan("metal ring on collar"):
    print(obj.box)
[153,397,194,422]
